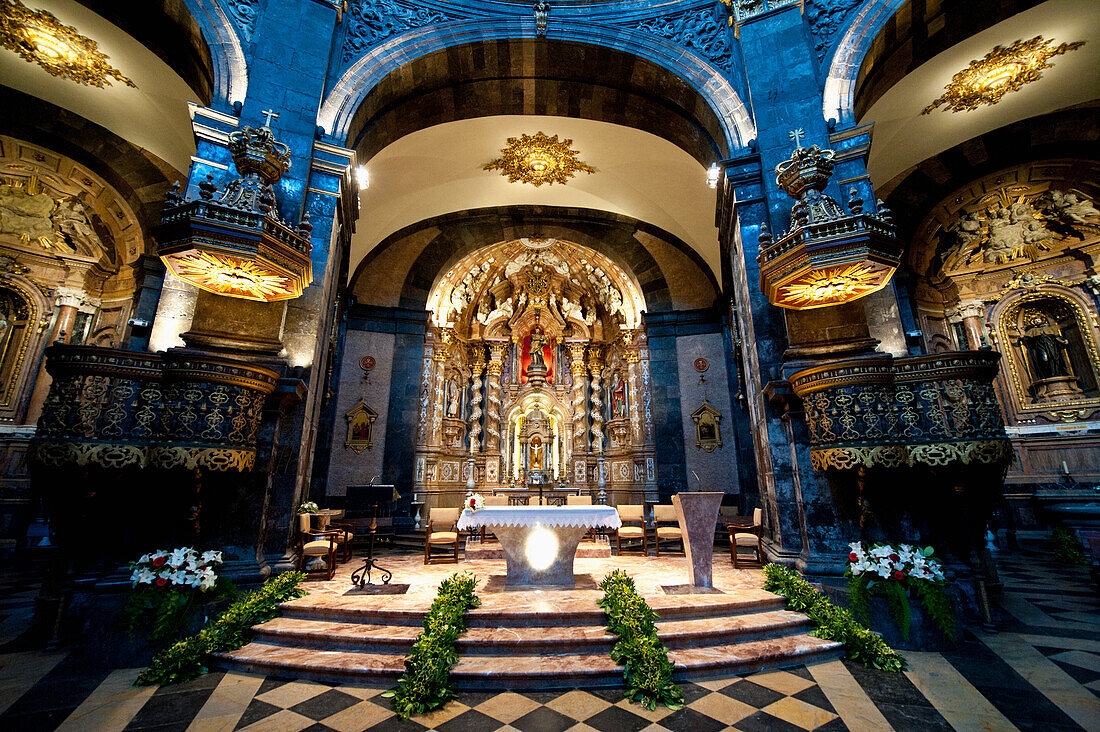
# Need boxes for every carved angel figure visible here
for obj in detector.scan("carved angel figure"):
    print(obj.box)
[53,199,100,255]
[1050,190,1100,224]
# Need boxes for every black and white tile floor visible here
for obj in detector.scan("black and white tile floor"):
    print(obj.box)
[0,544,1097,731]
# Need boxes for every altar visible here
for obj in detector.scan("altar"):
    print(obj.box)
[457,505,621,586]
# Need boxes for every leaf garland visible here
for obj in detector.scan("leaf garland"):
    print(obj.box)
[597,570,684,711]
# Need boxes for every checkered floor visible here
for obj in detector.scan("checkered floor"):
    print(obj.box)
[226,668,841,732]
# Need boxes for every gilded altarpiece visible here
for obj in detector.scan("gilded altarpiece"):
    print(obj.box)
[410,238,657,510]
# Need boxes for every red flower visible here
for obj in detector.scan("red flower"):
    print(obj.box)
[156,577,168,586]
[152,557,167,567]
[849,553,858,562]
[889,553,899,562]
[893,570,904,580]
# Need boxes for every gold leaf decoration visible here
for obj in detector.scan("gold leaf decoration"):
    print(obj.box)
[923,36,1084,115]
[485,132,595,187]
[0,0,135,88]
[161,250,297,302]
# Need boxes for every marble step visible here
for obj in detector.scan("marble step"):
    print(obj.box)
[277,591,788,628]
[215,633,842,689]
[251,609,813,654]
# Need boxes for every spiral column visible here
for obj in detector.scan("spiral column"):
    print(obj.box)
[468,361,484,453]
[485,343,505,453]
[588,348,604,454]
[569,342,588,451]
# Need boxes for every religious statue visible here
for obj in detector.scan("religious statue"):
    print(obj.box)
[446,379,461,416]
[529,327,547,369]
[529,436,543,468]
[1049,190,1100,225]
[611,373,626,417]
[982,200,1053,263]
[1020,313,1071,381]
[0,183,54,241]
[53,199,100,255]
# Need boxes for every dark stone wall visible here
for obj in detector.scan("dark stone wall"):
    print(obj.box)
[346,38,728,166]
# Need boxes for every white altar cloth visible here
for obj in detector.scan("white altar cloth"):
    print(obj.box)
[457,505,621,531]
[458,506,621,586]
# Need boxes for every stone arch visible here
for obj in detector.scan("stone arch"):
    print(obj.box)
[182,0,249,106]
[349,206,721,315]
[319,20,753,153]
[0,274,52,423]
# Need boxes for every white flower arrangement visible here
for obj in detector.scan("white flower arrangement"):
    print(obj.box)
[297,501,319,514]
[130,547,223,592]
[846,541,945,583]
[466,493,485,511]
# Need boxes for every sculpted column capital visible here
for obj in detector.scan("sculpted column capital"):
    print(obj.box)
[55,286,95,310]
[952,300,987,321]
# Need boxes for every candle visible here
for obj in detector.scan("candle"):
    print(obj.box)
[1062,460,1070,475]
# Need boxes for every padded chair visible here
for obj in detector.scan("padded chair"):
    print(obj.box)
[424,507,462,564]
[566,494,592,505]
[728,508,764,568]
[479,496,508,540]
[652,504,683,556]
[297,513,338,579]
[323,510,355,563]
[616,504,648,555]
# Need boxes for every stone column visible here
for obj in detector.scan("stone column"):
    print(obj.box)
[430,351,447,446]
[956,301,987,350]
[588,349,604,454]
[416,347,435,446]
[626,352,643,446]
[468,359,484,453]
[25,287,86,424]
[569,342,588,450]
[486,343,505,452]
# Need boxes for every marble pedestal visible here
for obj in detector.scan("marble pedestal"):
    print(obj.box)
[491,525,588,586]
[673,492,724,588]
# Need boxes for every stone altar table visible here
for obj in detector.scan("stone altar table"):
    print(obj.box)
[458,506,621,586]
[673,492,724,588]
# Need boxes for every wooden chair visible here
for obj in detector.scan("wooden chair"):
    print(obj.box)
[728,508,763,568]
[297,513,338,579]
[479,496,508,540]
[616,504,647,555]
[653,504,683,556]
[424,507,462,564]
[323,510,355,563]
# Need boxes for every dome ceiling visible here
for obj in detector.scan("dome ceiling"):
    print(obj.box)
[426,237,645,342]
[352,114,721,282]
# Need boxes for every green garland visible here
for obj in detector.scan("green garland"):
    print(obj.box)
[135,572,307,686]
[122,577,236,647]
[597,570,684,711]
[762,564,907,673]
[385,572,481,718]
[1051,528,1089,565]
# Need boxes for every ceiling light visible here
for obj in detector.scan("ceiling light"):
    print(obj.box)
[484,132,595,187]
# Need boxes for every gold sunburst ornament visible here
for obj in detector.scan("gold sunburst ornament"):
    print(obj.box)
[485,132,595,187]
[923,36,1084,114]
[776,262,894,310]
[162,251,297,302]
[0,0,135,88]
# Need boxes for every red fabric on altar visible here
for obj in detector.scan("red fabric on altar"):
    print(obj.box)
[519,334,555,383]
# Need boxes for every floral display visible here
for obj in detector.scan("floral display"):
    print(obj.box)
[466,493,485,511]
[847,542,945,582]
[297,501,319,514]
[130,547,223,592]
[845,541,955,641]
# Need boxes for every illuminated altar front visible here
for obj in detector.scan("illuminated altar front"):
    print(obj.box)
[411,238,658,508]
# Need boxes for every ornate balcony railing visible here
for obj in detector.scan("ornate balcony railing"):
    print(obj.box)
[789,351,1011,471]
[32,345,278,471]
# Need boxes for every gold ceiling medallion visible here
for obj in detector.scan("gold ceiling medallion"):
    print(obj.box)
[923,36,1084,115]
[484,132,595,187]
[0,0,135,88]
[161,250,296,302]
[776,261,894,309]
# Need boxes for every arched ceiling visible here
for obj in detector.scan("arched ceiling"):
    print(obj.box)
[352,115,721,282]
[0,0,201,173]
[860,0,1100,191]
[346,37,730,166]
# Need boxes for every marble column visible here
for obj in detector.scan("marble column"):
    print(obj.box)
[569,342,588,451]
[468,360,484,453]
[486,343,505,453]
[956,301,987,350]
[588,349,604,454]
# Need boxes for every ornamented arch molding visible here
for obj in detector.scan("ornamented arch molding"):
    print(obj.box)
[183,0,248,106]
[318,19,754,150]
[822,0,906,123]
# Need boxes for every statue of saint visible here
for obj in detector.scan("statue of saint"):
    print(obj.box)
[529,328,547,369]
[446,379,460,417]
[611,374,626,417]
[1021,314,1071,381]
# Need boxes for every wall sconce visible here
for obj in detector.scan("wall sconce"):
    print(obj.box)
[707,162,720,189]
[356,165,369,190]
